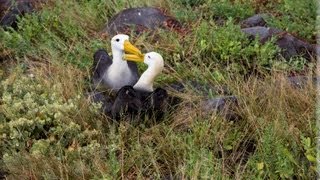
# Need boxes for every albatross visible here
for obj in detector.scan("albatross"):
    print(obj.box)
[111,52,169,120]
[92,34,143,91]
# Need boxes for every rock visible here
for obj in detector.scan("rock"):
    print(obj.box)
[0,0,47,29]
[166,81,185,92]
[241,26,282,42]
[102,7,183,36]
[286,76,318,88]
[0,0,34,29]
[0,170,7,179]
[201,96,240,121]
[166,80,231,95]
[0,158,7,180]
[241,26,317,60]
[241,14,268,28]
[276,32,317,60]
[165,81,236,121]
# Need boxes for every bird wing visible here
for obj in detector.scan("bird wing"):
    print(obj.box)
[92,49,113,83]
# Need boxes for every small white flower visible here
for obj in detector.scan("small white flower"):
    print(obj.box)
[54,112,62,119]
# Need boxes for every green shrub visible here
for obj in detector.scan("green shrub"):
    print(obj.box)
[195,19,280,74]
[0,72,101,161]
[246,124,316,179]
[177,0,206,7]
[210,0,254,20]
[266,0,316,40]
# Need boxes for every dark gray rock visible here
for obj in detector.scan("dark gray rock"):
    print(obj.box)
[276,33,317,60]
[0,162,7,180]
[201,96,240,121]
[241,26,282,42]
[0,0,35,29]
[241,14,268,28]
[286,76,318,88]
[166,80,231,95]
[0,170,7,180]
[241,26,317,60]
[165,81,237,121]
[102,7,182,36]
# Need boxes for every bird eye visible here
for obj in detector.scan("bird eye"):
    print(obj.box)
[115,39,120,42]
[148,55,151,59]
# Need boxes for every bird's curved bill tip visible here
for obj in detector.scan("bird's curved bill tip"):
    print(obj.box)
[124,40,143,57]
[123,54,144,62]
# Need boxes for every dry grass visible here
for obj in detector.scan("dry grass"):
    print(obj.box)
[1,71,316,178]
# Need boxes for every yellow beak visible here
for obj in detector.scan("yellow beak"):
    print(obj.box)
[124,40,143,57]
[123,54,145,62]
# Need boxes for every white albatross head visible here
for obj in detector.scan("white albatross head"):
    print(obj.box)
[124,52,164,92]
[110,34,143,58]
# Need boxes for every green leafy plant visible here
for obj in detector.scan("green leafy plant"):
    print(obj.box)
[0,71,101,162]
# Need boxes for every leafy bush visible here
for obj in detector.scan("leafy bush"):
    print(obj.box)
[195,19,280,74]
[266,0,316,40]
[243,124,316,179]
[209,0,254,20]
[177,0,206,7]
[0,71,101,162]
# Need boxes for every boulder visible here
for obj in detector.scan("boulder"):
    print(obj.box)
[286,76,318,88]
[102,7,183,36]
[241,14,268,28]
[201,96,240,121]
[241,26,318,60]
[0,0,34,29]
[166,80,231,95]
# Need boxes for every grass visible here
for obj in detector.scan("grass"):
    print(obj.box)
[0,0,317,179]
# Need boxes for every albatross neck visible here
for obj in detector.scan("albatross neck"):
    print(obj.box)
[111,47,127,67]
[107,47,132,89]
[134,65,159,92]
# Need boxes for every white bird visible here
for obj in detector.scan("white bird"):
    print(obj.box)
[92,34,143,91]
[112,52,168,120]
[124,52,164,92]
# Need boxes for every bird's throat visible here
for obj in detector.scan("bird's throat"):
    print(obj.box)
[106,49,132,90]
[134,66,158,92]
